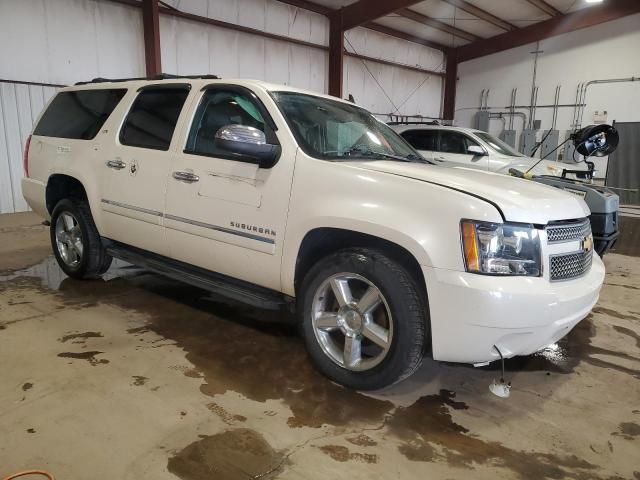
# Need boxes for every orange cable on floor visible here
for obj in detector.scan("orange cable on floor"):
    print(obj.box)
[2,471,55,480]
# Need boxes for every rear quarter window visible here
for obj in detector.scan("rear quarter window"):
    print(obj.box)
[34,89,127,140]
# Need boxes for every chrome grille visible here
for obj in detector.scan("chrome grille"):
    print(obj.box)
[550,250,593,281]
[546,218,591,243]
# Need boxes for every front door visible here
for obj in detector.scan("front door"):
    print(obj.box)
[99,85,191,256]
[435,130,489,170]
[164,85,295,291]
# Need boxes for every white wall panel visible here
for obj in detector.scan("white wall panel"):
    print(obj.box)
[344,57,443,118]
[346,28,445,72]
[160,14,327,91]
[455,14,640,141]
[0,0,49,82]
[238,0,267,30]
[0,82,58,214]
[344,27,444,118]
[0,0,144,85]
[0,0,445,212]
[176,20,211,74]
[209,29,240,79]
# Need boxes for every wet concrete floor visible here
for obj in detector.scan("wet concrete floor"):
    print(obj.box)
[0,213,638,479]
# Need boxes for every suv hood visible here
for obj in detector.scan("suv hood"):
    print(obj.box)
[492,156,590,178]
[347,161,590,224]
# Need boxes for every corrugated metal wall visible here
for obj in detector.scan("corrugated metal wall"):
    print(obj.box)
[0,0,444,213]
[0,82,59,214]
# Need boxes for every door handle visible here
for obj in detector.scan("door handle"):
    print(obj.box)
[172,171,200,183]
[106,159,126,170]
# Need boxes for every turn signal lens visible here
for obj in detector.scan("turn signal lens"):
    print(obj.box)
[462,221,480,271]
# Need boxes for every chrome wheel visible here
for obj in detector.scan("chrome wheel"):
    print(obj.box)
[55,212,83,267]
[311,273,393,372]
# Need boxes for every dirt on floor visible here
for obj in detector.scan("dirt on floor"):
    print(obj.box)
[0,212,638,480]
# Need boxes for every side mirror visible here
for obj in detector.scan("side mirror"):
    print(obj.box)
[215,124,281,168]
[467,145,486,156]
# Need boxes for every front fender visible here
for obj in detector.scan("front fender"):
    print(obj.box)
[280,153,503,295]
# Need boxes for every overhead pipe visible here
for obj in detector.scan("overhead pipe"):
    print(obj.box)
[528,41,541,129]
[489,111,527,132]
[551,85,561,130]
[508,88,517,130]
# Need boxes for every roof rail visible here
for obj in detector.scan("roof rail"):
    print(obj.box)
[75,73,220,85]
[387,120,442,126]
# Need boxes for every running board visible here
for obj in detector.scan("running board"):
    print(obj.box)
[103,239,293,311]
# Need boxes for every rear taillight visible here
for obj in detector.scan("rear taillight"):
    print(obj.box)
[23,134,32,177]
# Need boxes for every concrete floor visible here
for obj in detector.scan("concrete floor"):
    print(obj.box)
[1,212,638,480]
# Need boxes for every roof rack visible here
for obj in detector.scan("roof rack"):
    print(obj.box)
[75,73,220,85]
[387,120,441,126]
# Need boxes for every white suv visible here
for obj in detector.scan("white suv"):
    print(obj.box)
[390,124,589,177]
[22,76,604,390]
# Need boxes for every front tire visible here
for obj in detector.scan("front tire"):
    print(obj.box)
[50,198,112,279]
[299,248,428,390]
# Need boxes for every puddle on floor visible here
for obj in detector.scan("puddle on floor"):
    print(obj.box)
[58,331,103,343]
[387,390,599,479]
[612,421,640,440]
[317,445,378,464]
[57,350,109,366]
[168,428,284,480]
[1,257,394,429]
[2,255,639,479]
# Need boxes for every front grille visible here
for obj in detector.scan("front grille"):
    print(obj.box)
[546,218,591,243]
[550,250,593,281]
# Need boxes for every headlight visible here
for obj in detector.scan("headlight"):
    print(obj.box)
[461,220,541,276]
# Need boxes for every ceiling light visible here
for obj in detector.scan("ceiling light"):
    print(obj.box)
[585,0,603,4]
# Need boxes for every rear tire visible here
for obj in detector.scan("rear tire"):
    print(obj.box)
[299,248,427,390]
[50,198,112,279]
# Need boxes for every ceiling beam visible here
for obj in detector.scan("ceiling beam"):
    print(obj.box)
[328,14,343,97]
[440,0,516,31]
[396,8,480,42]
[457,0,640,62]
[345,51,446,76]
[524,0,562,17]
[142,0,161,76]
[443,50,458,120]
[339,0,425,31]
[363,22,450,52]
[274,0,332,16]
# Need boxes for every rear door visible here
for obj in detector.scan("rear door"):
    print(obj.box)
[434,130,489,170]
[99,84,191,256]
[398,129,437,161]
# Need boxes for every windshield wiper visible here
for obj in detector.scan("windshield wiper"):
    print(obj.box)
[323,146,429,163]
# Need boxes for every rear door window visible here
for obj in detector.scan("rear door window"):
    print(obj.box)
[400,129,438,151]
[439,131,481,154]
[34,89,127,140]
[120,87,190,151]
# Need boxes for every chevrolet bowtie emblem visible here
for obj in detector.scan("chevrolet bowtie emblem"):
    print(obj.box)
[581,234,593,253]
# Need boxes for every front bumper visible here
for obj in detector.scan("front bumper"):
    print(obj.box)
[423,254,605,364]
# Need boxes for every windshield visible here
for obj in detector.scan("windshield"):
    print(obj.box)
[271,91,424,162]
[474,131,524,157]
